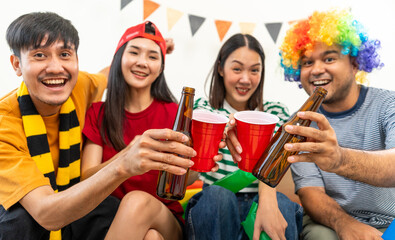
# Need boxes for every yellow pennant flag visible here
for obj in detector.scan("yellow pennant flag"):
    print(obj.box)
[239,22,256,34]
[167,8,183,31]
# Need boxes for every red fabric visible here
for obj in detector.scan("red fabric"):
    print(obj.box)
[83,100,184,222]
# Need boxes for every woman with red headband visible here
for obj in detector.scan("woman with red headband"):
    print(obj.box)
[81,21,185,240]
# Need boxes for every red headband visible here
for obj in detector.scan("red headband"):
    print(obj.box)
[115,21,166,61]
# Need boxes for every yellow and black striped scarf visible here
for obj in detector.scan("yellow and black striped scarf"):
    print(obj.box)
[17,82,81,240]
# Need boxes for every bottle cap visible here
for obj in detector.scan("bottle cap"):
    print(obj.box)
[182,86,195,94]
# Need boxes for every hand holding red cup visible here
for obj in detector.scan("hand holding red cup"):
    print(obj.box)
[190,110,228,172]
[234,111,279,172]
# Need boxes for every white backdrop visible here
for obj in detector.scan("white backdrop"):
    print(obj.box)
[1,0,394,114]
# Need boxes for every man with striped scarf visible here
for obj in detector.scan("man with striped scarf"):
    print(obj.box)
[0,12,193,239]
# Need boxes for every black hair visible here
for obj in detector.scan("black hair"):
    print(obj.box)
[208,34,265,111]
[144,21,156,35]
[6,12,79,58]
[100,44,176,151]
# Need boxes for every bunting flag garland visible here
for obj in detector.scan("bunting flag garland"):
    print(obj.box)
[143,0,160,20]
[121,0,134,10]
[188,14,206,36]
[137,0,296,43]
[239,22,256,34]
[265,23,282,43]
[167,8,183,31]
[215,20,232,41]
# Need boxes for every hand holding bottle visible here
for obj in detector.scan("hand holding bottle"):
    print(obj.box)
[252,87,328,187]
[284,111,343,173]
[157,87,195,200]
[120,128,196,177]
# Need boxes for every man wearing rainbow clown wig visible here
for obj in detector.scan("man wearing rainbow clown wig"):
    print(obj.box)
[278,9,395,239]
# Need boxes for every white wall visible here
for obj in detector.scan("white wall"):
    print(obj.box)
[1,0,394,114]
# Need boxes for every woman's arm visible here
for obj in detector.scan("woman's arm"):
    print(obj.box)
[254,182,287,240]
[81,139,107,180]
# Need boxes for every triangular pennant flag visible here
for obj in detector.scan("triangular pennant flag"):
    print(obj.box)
[144,0,160,20]
[121,0,134,10]
[167,8,183,31]
[265,22,282,43]
[188,14,206,36]
[239,22,256,34]
[215,20,232,41]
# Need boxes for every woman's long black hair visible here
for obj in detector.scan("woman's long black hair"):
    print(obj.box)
[100,43,176,151]
[207,34,265,111]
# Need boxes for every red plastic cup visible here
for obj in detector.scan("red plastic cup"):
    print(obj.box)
[191,110,228,172]
[234,111,279,172]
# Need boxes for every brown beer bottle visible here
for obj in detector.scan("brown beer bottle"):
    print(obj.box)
[252,87,328,187]
[156,87,195,200]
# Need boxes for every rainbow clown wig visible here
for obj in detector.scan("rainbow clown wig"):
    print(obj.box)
[280,9,383,86]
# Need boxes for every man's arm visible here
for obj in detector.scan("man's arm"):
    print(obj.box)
[19,129,195,231]
[284,111,395,187]
[298,187,383,239]
[20,162,126,231]
[334,147,395,187]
